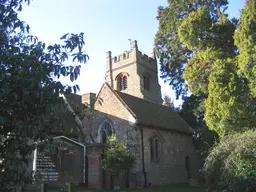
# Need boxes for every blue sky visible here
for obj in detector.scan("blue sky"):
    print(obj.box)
[19,0,246,106]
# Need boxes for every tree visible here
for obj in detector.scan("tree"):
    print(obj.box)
[155,0,229,99]
[155,0,256,136]
[102,136,135,189]
[234,0,256,97]
[0,1,88,191]
[202,130,256,192]
[205,58,256,136]
[156,2,256,190]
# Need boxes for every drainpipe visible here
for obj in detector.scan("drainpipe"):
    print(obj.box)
[139,125,147,188]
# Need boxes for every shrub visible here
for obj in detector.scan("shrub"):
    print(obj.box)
[102,136,135,188]
[202,130,256,192]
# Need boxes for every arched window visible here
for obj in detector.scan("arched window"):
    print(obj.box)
[116,73,128,91]
[123,76,127,90]
[150,136,161,163]
[143,76,150,91]
[100,122,113,143]
[101,129,107,144]
[118,77,123,91]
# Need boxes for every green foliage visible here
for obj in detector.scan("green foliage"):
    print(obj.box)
[234,0,256,97]
[184,49,224,96]
[178,7,212,51]
[156,1,256,190]
[0,1,88,191]
[205,58,256,136]
[156,0,256,137]
[202,130,256,192]
[102,136,135,185]
[155,0,229,98]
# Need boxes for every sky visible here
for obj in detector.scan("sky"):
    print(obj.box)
[18,0,246,106]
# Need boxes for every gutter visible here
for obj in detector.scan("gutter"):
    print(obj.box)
[139,125,147,188]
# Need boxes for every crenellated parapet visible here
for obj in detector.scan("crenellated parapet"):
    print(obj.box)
[110,51,156,64]
[137,51,156,63]
[106,40,157,71]
[111,50,131,63]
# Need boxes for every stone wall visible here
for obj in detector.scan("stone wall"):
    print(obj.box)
[105,40,162,104]
[83,84,144,188]
[142,126,200,186]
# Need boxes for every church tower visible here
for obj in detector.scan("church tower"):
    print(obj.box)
[106,40,162,104]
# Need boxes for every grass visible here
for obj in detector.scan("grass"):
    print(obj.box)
[27,183,204,192]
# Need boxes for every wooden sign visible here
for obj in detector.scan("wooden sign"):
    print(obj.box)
[34,136,85,183]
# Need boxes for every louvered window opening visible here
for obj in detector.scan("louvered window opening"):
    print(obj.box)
[118,76,128,91]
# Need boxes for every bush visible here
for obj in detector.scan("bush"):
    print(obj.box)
[102,136,135,188]
[202,130,256,192]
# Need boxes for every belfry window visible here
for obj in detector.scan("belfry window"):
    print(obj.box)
[123,76,127,90]
[143,76,150,91]
[118,77,123,91]
[117,75,128,91]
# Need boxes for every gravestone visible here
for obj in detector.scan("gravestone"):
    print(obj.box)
[34,136,85,184]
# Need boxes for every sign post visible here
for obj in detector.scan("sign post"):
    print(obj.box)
[40,183,48,192]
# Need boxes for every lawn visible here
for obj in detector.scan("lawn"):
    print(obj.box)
[27,184,204,192]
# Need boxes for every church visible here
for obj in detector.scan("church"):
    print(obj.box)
[44,40,201,189]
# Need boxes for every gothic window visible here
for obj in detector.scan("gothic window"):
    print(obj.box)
[118,77,123,91]
[150,136,160,163]
[123,76,127,90]
[117,74,128,91]
[101,130,107,144]
[100,122,113,144]
[143,76,150,91]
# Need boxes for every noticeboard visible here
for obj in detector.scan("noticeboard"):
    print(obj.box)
[35,136,85,183]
